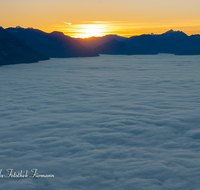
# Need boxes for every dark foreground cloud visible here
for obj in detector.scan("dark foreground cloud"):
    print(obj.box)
[0,54,200,189]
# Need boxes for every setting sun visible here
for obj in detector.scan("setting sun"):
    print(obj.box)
[73,24,107,38]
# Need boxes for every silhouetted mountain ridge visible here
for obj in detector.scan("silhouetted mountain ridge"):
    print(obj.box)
[6,27,99,58]
[92,30,200,55]
[1,27,200,66]
[0,27,48,66]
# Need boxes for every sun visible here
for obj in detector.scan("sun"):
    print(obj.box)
[75,24,107,38]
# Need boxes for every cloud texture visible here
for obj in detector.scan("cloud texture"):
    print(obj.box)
[0,54,200,189]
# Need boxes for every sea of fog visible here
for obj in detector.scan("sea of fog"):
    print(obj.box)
[0,54,200,190]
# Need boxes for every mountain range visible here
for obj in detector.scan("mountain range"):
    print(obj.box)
[79,29,200,55]
[1,26,200,66]
[6,27,98,58]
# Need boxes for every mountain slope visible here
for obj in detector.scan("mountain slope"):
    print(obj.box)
[93,39,131,55]
[6,27,99,58]
[77,35,128,49]
[0,27,49,66]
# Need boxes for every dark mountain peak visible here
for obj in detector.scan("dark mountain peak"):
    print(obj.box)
[7,27,44,35]
[17,25,25,29]
[50,31,65,37]
[165,29,175,34]
[0,27,48,66]
[162,29,188,37]
[9,26,28,31]
[141,34,151,36]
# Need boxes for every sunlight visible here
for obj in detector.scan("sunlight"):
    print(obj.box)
[59,20,200,38]
[74,24,107,38]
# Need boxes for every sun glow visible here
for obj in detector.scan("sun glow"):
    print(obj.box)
[59,20,200,38]
[74,24,107,38]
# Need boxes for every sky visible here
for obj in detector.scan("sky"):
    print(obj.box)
[1,0,200,37]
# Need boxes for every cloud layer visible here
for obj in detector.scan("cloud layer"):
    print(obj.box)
[0,54,200,189]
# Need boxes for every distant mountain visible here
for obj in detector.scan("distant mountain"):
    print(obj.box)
[77,35,128,49]
[93,34,159,55]
[125,34,159,54]
[0,27,49,66]
[156,30,200,55]
[150,30,190,54]
[2,27,200,64]
[6,27,99,58]
[93,39,131,55]
[92,30,200,55]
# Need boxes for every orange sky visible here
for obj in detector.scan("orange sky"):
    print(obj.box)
[1,0,200,38]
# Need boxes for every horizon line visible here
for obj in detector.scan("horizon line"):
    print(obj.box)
[3,26,200,39]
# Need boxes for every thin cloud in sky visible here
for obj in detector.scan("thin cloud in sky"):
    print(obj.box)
[64,22,72,25]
